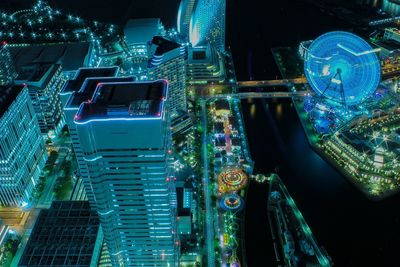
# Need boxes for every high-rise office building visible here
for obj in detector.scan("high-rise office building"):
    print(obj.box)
[74,80,178,266]
[15,64,64,134]
[189,0,226,51]
[149,36,187,119]
[177,0,197,39]
[0,85,47,207]
[61,67,123,206]
[0,42,17,85]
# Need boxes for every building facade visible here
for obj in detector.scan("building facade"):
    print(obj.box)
[149,36,187,119]
[187,45,226,84]
[60,67,121,207]
[189,0,226,51]
[0,85,47,207]
[74,80,178,266]
[124,19,164,78]
[15,64,64,134]
[0,42,17,85]
[177,0,197,39]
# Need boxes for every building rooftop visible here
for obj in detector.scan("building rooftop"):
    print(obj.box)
[124,18,162,45]
[61,67,119,95]
[15,63,60,88]
[18,201,100,267]
[10,42,92,72]
[67,76,135,108]
[0,84,25,118]
[74,80,167,123]
[177,187,191,216]
[188,45,216,64]
[151,36,181,56]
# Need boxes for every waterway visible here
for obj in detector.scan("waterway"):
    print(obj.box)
[226,0,400,266]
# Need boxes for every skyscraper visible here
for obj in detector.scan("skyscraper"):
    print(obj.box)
[60,67,122,206]
[177,0,197,39]
[0,42,17,85]
[0,85,47,207]
[189,0,226,51]
[74,80,178,266]
[149,36,187,119]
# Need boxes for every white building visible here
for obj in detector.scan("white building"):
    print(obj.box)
[60,67,121,206]
[74,80,178,266]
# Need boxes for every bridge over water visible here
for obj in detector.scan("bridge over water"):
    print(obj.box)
[191,77,307,90]
[207,90,309,100]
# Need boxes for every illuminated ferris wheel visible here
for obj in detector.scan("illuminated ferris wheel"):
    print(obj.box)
[304,31,381,106]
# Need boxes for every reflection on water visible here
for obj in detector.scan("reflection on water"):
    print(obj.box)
[276,103,282,119]
[250,104,256,118]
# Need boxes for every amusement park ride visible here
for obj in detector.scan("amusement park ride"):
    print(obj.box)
[303,31,383,134]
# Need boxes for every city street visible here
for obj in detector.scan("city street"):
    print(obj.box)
[200,100,216,267]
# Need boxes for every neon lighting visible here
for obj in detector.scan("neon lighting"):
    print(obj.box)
[74,116,162,125]
[83,156,102,162]
[111,250,126,256]
[304,31,381,106]
[74,80,168,125]
[98,210,114,216]
[337,44,381,57]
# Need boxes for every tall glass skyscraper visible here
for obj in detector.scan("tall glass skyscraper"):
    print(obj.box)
[189,0,226,51]
[0,85,47,207]
[74,80,178,266]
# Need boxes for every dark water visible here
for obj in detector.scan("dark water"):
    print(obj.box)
[225,0,400,266]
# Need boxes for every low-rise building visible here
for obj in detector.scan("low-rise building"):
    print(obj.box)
[18,201,102,267]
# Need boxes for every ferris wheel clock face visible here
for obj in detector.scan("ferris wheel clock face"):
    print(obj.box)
[304,31,381,106]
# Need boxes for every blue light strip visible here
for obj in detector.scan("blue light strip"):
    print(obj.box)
[74,80,169,125]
